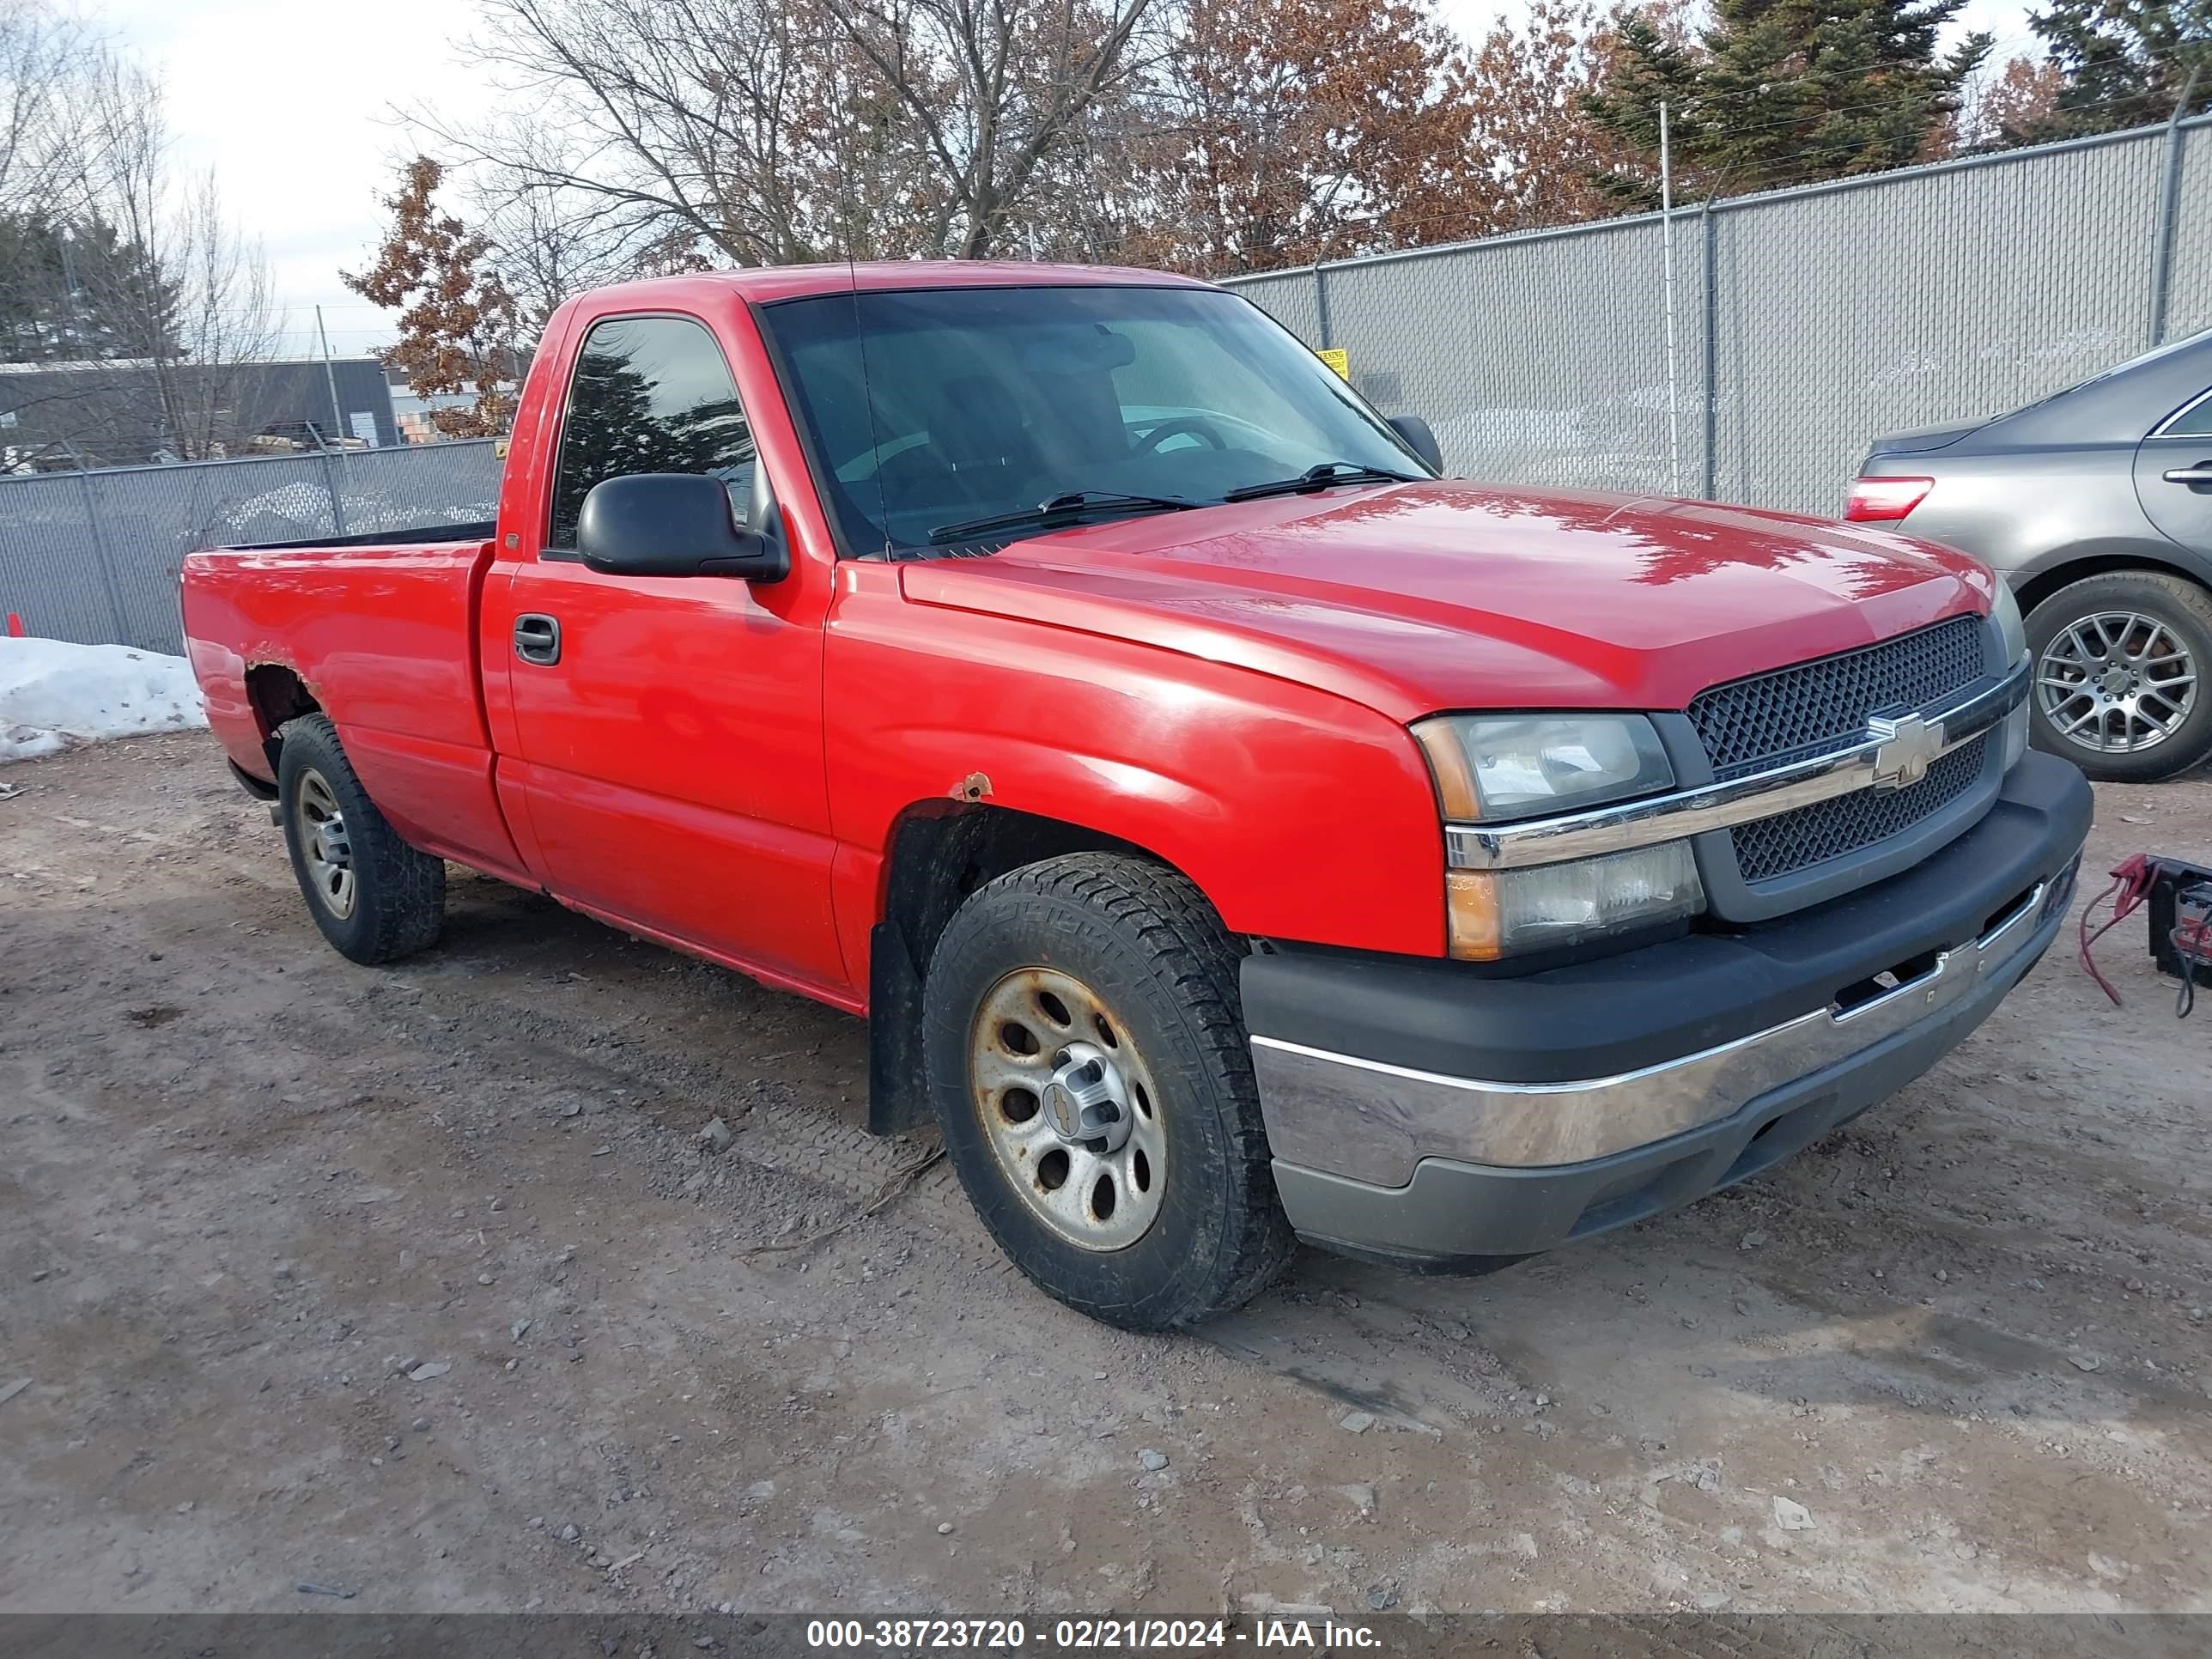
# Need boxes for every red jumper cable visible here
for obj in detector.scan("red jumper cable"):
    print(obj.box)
[2077,854,2152,1007]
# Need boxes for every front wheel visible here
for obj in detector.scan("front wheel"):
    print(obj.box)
[2026,570,2212,782]
[922,853,1292,1330]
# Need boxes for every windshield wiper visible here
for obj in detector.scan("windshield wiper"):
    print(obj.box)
[929,490,1204,545]
[1222,461,1418,503]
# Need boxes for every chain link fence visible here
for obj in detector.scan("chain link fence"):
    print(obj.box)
[9,122,2209,659]
[1226,114,2212,519]
[0,441,502,654]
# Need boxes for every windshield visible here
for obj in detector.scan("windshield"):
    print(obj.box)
[756,283,1431,556]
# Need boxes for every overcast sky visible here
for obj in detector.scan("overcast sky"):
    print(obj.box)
[101,0,2044,361]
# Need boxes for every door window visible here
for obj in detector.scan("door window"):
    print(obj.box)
[548,314,756,549]
[2162,388,2212,438]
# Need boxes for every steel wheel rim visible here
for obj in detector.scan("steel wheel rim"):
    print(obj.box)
[2035,611,2197,756]
[294,767,356,919]
[968,967,1166,1252]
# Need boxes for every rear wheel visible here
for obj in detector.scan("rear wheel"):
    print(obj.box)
[922,853,1292,1330]
[276,714,446,963]
[2026,570,2212,782]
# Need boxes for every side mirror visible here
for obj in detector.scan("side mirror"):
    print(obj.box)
[576,472,789,582]
[1388,415,1444,476]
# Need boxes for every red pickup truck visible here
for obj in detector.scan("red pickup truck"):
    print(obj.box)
[183,263,2090,1330]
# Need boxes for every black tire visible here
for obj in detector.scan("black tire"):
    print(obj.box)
[2024,569,2212,783]
[276,714,446,963]
[922,853,1293,1330]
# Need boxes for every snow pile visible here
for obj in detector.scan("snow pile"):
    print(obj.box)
[1,637,209,763]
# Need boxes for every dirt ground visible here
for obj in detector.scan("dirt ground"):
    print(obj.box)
[2,731,2208,1619]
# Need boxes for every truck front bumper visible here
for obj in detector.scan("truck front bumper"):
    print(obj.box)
[1241,750,2091,1270]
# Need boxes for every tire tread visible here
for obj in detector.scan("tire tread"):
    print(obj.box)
[927,852,1292,1328]
[278,714,445,963]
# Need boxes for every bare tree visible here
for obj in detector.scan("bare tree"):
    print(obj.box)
[422,0,896,267]
[8,51,280,462]
[164,170,281,456]
[466,168,636,329]
[1127,0,1495,275]
[817,0,1177,257]
[0,1,111,369]
[0,0,103,218]
[424,0,1176,268]
[77,53,189,453]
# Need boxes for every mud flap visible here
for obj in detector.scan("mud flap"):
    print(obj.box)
[866,918,933,1135]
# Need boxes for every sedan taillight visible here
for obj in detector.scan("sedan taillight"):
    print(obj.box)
[1844,476,1933,522]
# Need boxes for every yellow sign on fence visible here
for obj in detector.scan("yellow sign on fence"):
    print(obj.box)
[1316,348,1349,380]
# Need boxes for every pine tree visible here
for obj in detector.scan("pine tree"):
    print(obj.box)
[1585,0,1991,204]
[63,216,185,360]
[2013,0,2209,141]
[0,210,182,362]
[1578,10,1712,204]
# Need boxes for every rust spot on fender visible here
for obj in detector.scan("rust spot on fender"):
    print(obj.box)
[247,656,320,694]
[954,771,993,803]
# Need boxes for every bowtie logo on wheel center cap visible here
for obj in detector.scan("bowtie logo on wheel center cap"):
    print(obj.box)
[1044,1081,1078,1138]
[1041,1042,1133,1152]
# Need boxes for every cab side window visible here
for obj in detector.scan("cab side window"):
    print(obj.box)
[2166,390,2212,438]
[548,314,757,550]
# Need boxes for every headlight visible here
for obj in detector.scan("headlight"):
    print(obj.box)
[1411,713,1674,822]
[1413,713,1701,960]
[1990,577,2026,666]
[1445,844,1704,961]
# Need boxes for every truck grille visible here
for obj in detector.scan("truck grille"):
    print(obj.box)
[1688,616,1985,782]
[1687,616,1990,885]
[1730,733,1990,882]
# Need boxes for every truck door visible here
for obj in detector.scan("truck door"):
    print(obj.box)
[2137,385,2212,559]
[491,310,847,1000]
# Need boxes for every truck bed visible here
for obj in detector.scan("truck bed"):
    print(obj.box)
[179,532,530,883]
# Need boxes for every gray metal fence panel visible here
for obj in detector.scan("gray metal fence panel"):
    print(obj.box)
[2166,120,2212,343]
[1374,217,1693,496]
[0,471,118,647]
[1709,126,2166,514]
[1224,115,2212,521]
[1230,222,1711,498]
[1236,270,1323,346]
[0,441,501,654]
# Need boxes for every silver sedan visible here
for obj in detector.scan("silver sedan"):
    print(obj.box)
[1849,329,2212,781]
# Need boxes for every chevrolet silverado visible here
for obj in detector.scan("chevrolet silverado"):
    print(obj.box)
[182,263,2091,1329]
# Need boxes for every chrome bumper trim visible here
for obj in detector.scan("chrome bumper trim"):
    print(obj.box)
[1445,659,2028,872]
[1249,878,2048,1183]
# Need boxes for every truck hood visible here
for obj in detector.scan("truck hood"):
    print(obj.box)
[899,481,1990,721]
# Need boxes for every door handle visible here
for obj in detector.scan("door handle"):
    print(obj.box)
[514,613,562,665]
[2162,465,2212,485]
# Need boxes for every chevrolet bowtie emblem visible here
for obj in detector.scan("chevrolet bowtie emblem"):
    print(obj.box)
[1867,713,1941,789]
[1045,1082,1076,1137]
